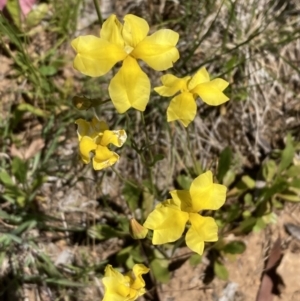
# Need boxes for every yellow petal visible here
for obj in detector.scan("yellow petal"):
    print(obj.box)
[191,80,229,106]
[71,35,127,77]
[100,15,124,48]
[79,136,97,164]
[109,56,150,113]
[104,265,124,280]
[186,214,218,255]
[90,117,109,132]
[211,78,229,91]
[75,119,90,140]
[170,190,192,212]
[131,264,150,290]
[93,145,119,170]
[154,74,190,97]
[102,278,130,300]
[122,14,149,48]
[143,206,189,244]
[100,130,127,147]
[167,92,197,127]
[132,29,179,71]
[188,67,210,90]
[75,118,108,140]
[156,198,181,210]
[190,171,226,211]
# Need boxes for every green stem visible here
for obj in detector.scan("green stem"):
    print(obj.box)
[110,166,138,189]
[185,126,201,175]
[141,112,154,163]
[140,112,157,197]
[93,0,103,26]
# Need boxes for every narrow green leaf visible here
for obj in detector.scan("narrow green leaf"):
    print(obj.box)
[277,193,300,202]
[262,159,277,182]
[17,103,49,117]
[88,224,123,240]
[278,134,294,173]
[46,279,84,287]
[217,147,232,182]
[6,0,21,27]
[12,157,28,184]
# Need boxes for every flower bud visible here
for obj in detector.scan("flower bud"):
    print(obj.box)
[129,218,148,239]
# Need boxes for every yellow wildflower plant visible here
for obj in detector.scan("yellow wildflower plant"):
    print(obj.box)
[143,171,227,255]
[75,117,127,171]
[154,67,229,127]
[102,264,150,301]
[71,14,179,114]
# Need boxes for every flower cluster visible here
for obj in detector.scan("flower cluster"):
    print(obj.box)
[75,117,127,170]
[102,264,149,301]
[143,171,227,255]
[155,67,229,127]
[71,12,229,301]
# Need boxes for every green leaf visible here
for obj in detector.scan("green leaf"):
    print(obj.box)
[176,174,192,190]
[131,245,144,263]
[290,178,300,189]
[150,258,170,283]
[278,134,295,173]
[223,241,246,254]
[142,184,154,218]
[237,217,257,234]
[214,261,228,280]
[286,165,300,177]
[241,175,255,189]
[12,157,28,184]
[122,182,141,212]
[149,154,165,166]
[263,159,277,182]
[46,279,84,287]
[26,3,48,27]
[253,217,266,232]
[88,224,123,240]
[222,170,236,187]
[0,169,14,186]
[244,193,253,205]
[217,147,232,182]
[277,193,300,202]
[17,103,49,117]
[116,246,132,264]
[189,253,202,266]
[39,65,58,76]
[6,0,21,27]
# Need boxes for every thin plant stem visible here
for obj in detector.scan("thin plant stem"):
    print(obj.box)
[185,126,201,175]
[140,112,157,197]
[140,112,154,163]
[93,0,103,26]
[111,166,138,189]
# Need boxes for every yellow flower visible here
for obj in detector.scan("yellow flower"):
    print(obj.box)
[102,264,150,301]
[71,14,179,114]
[143,171,227,255]
[75,117,127,170]
[154,67,229,127]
